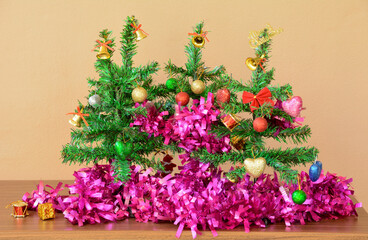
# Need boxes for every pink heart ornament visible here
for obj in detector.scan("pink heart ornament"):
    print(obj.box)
[282,96,303,117]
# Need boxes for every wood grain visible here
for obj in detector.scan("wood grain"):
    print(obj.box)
[1,181,367,239]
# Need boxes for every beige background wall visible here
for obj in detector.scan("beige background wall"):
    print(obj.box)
[1,0,367,205]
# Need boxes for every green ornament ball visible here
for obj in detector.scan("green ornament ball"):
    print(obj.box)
[114,141,133,156]
[292,190,307,204]
[166,78,177,90]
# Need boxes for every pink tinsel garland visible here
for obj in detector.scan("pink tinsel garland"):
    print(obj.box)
[23,163,361,238]
[22,93,362,238]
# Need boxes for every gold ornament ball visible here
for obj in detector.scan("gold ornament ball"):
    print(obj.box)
[191,80,205,94]
[132,87,147,103]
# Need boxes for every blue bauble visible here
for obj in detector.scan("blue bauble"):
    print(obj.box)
[309,161,322,182]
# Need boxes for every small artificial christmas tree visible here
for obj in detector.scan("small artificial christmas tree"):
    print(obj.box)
[62,16,171,181]
[190,24,319,184]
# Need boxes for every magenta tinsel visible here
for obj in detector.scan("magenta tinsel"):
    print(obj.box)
[131,92,231,157]
[23,163,361,238]
[22,94,361,238]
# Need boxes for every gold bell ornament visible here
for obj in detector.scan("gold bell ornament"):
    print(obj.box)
[131,16,148,41]
[245,54,265,71]
[68,106,89,128]
[96,45,110,59]
[69,115,82,127]
[189,30,208,48]
[192,35,205,48]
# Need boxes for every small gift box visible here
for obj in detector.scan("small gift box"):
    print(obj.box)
[38,202,55,220]
[6,200,29,218]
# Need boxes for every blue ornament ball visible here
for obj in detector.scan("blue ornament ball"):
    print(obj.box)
[309,161,322,182]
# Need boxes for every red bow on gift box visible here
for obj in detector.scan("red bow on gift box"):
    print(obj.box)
[242,87,274,112]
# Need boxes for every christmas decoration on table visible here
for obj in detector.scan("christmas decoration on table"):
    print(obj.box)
[38,202,55,220]
[23,164,361,237]
[131,16,148,41]
[191,67,206,94]
[243,157,267,178]
[49,17,361,238]
[92,29,115,60]
[216,88,231,107]
[231,136,245,150]
[248,24,283,48]
[282,96,303,117]
[242,87,274,112]
[221,113,240,131]
[188,30,209,48]
[6,201,28,218]
[88,94,101,108]
[175,92,190,106]
[166,78,177,90]
[132,86,148,103]
[253,117,268,132]
[309,158,323,182]
[245,54,266,72]
[62,16,162,182]
[292,176,307,205]
[67,106,89,127]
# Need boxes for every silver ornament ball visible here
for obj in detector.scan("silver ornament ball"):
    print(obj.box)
[89,94,101,108]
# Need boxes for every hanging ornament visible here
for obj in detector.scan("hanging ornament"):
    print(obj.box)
[67,106,89,127]
[282,96,303,117]
[6,200,28,218]
[216,88,231,106]
[88,94,101,108]
[292,175,307,204]
[188,30,209,48]
[245,54,266,72]
[248,24,283,49]
[175,92,190,106]
[221,114,240,131]
[253,117,268,132]
[92,40,114,60]
[242,87,274,112]
[191,80,205,94]
[243,157,267,178]
[231,136,245,150]
[114,141,133,156]
[131,17,148,41]
[166,78,178,90]
[132,86,148,103]
[226,173,239,183]
[309,159,323,182]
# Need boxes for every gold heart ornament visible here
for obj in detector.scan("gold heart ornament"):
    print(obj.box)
[243,157,267,178]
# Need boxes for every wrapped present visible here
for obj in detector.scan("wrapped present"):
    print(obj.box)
[6,200,28,218]
[38,203,55,220]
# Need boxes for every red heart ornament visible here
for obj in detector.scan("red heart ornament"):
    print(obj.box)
[282,96,303,117]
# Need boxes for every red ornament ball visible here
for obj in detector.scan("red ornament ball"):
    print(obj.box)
[175,92,190,106]
[216,88,231,105]
[253,117,268,132]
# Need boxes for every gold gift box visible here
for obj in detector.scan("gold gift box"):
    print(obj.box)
[38,203,55,220]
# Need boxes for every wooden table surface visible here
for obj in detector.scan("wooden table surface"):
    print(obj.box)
[0,180,367,240]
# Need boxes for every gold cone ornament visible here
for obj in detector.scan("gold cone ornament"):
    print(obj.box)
[96,45,110,59]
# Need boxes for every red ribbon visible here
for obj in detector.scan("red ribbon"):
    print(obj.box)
[242,87,274,112]
[92,40,114,52]
[67,106,89,126]
[259,58,266,73]
[131,23,149,35]
[188,31,210,42]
